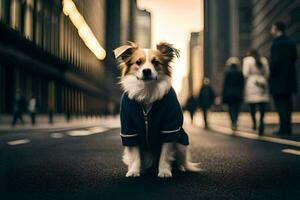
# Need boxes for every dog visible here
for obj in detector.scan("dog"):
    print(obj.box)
[114,41,201,178]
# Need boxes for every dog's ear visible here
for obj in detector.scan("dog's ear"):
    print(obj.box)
[113,42,138,63]
[156,41,179,62]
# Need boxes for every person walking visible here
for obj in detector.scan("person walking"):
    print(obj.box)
[269,21,298,135]
[28,95,37,125]
[222,57,245,131]
[243,50,270,135]
[12,88,26,126]
[198,78,215,129]
[185,95,197,124]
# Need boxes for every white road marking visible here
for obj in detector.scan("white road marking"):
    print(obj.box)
[51,133,64,138]
[7,139,30,146]
[282,149,300,156]
[67,130,93,136]
[210,125,300,148]
[66,126,108,137]
[87,127,108,133]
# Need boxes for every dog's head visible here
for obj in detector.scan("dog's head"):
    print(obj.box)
[114,42,179,103]
[114,41,179,81]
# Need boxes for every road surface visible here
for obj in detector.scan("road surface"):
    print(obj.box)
[1,119,300,199]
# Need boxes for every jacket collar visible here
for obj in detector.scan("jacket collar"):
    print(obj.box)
[129,88,170,116]
[273,34,286,42]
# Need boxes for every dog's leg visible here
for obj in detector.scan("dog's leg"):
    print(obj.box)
[176,144,202,172]
[158,143,175,178]
[122,146,141,177]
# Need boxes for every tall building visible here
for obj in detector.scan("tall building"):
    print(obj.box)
[204,0,253,95]
[204,0,231,95]
[0,0,113,115]
[179,31,204,105]
[188,32,204,98]
[238,0,252,57]
[134,8,151,48]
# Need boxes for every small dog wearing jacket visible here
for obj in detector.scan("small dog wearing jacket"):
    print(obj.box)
[114,41,201,178]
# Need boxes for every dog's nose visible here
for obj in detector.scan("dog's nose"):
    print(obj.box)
[142,69,152,77]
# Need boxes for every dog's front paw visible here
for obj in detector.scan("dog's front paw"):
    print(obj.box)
[158,169,172,178]
[126,170,140,177]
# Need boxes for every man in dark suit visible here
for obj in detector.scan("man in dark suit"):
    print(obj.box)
[270,21,298,135]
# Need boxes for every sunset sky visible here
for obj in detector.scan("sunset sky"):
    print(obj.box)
[138,0,203,93]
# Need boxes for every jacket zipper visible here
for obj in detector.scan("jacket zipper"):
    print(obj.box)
[142,108,150,148]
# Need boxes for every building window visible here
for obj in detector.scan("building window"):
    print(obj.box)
[51,5,60,56]
[10,0,22,31]
[42,3,51,51]
[35,0,42,46]
[23,0,33,40]
[0,0,10,23]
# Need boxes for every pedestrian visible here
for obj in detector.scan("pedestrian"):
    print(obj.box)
[66,110,71,122]
[222,57,245,131]
[185,95,197,124]
[28,95,37,125]
[269,21,298,135]
[48,108,54,124]
[198,78,215,129]
[12,88,26,126]
[242,49,270,135]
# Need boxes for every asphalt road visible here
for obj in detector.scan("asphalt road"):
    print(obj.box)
[1,123,300,200]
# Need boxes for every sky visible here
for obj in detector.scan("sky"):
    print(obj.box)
[138,0,203,93]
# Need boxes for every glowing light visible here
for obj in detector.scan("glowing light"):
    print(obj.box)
[69,11,85,28]
[78,24,92,40]
[62,0,75,16]
[62,0,106,60]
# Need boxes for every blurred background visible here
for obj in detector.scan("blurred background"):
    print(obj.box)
[0,0,299,121]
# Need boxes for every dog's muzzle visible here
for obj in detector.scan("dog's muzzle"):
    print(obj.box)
[138,69,157,81]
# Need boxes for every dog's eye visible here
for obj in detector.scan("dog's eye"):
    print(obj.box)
[136,60,142,65]
[151,59,160,65]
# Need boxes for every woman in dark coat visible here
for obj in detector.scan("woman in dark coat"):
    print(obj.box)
[222,57,245,131]
[198,78,215,129]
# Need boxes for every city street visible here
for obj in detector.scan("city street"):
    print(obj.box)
[1,116,300,200]
[1,0,299,199]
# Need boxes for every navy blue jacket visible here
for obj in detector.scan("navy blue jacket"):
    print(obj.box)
[120,88,189,152]
[269,35,298,95]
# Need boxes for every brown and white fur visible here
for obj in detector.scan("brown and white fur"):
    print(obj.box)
[114,41,201,178]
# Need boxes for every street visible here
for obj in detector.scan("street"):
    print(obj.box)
[1,0,300,199]
[1,116,300,200]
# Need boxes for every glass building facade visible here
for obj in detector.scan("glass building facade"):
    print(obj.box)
[0,0,113,115]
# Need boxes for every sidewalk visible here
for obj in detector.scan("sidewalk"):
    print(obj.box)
[0,114,120,133]
[2,112,300,141]
[184,111,300,141]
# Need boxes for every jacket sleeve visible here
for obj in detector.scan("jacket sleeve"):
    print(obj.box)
[261,57,270,78]
[120,94,139,146]
[242,57,251,78]
[160,89,184,143]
